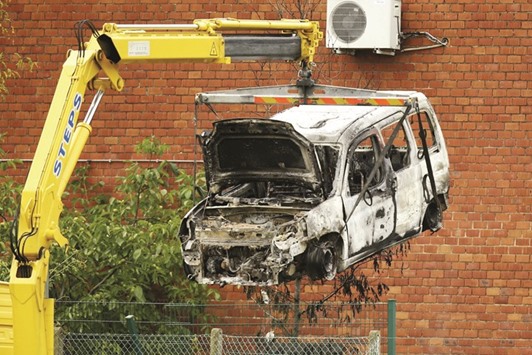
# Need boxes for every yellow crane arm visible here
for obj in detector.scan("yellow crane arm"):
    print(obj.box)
[4,18,322,355]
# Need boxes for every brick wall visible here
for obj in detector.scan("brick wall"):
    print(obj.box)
[1,0,530,353]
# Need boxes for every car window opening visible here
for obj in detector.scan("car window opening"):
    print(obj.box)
[348,135,383,195]
[381,120,411,172]
[410,112,437,152]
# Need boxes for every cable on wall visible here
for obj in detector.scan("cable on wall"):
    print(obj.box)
[400,31,449,52]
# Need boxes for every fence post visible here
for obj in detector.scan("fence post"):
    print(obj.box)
[387,299,396,355]
[125,315,144,355]
[210,328,223,355]
[368,330,380,355]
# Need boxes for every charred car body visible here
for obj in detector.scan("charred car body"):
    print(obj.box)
[179,88,450,286]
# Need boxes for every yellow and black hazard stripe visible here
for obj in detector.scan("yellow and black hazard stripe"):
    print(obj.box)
[254,96,301,104]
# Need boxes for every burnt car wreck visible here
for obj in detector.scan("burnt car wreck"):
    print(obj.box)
[179,87,450,286]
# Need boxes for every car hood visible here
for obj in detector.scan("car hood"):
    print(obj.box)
[201,119,323,194]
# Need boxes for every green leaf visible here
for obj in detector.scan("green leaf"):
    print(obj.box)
[133,248,142,261]
[132,285,145,302]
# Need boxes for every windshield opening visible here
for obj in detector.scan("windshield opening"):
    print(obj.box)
[315,144,340,196]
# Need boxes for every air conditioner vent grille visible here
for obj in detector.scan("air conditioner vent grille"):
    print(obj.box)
[331,2,367,43]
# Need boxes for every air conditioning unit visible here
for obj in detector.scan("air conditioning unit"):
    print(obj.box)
[326,0,402,55]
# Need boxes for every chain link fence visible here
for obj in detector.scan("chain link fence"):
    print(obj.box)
[56,331,380,355]
[57,333,210,355]
[219,332,381,355]
[55,301,391,354]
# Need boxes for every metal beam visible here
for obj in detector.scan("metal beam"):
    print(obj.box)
[225,35,301,61]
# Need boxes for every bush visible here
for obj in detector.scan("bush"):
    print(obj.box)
[0,136,216,333]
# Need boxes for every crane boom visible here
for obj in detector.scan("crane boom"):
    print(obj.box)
[2,18,322,355]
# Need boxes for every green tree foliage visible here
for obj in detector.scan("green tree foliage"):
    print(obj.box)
[53,137,214,332]
[0,137,215,332]
[0,0,35,100]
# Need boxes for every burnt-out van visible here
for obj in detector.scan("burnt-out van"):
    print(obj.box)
[179,88,450,286]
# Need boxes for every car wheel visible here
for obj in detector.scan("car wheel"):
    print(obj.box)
[423,201,442,232]
[322,248,337,280]
[305,242,338,280]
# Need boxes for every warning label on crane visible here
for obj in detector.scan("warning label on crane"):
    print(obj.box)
[210,43,218,56]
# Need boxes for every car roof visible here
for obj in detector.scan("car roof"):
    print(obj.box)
[271,105,406,144]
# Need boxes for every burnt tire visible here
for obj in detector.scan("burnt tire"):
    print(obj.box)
[423,202,443,232]
[305,244,337,281]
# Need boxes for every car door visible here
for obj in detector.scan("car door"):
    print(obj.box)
[379,117,423,237]
[342,131,396,258]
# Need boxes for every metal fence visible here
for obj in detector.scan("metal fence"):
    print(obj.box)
[56,331,380,355]
[55,331,380,355]
[57,333,211,355]
[55,301,393,355]
[219,332,381,355]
